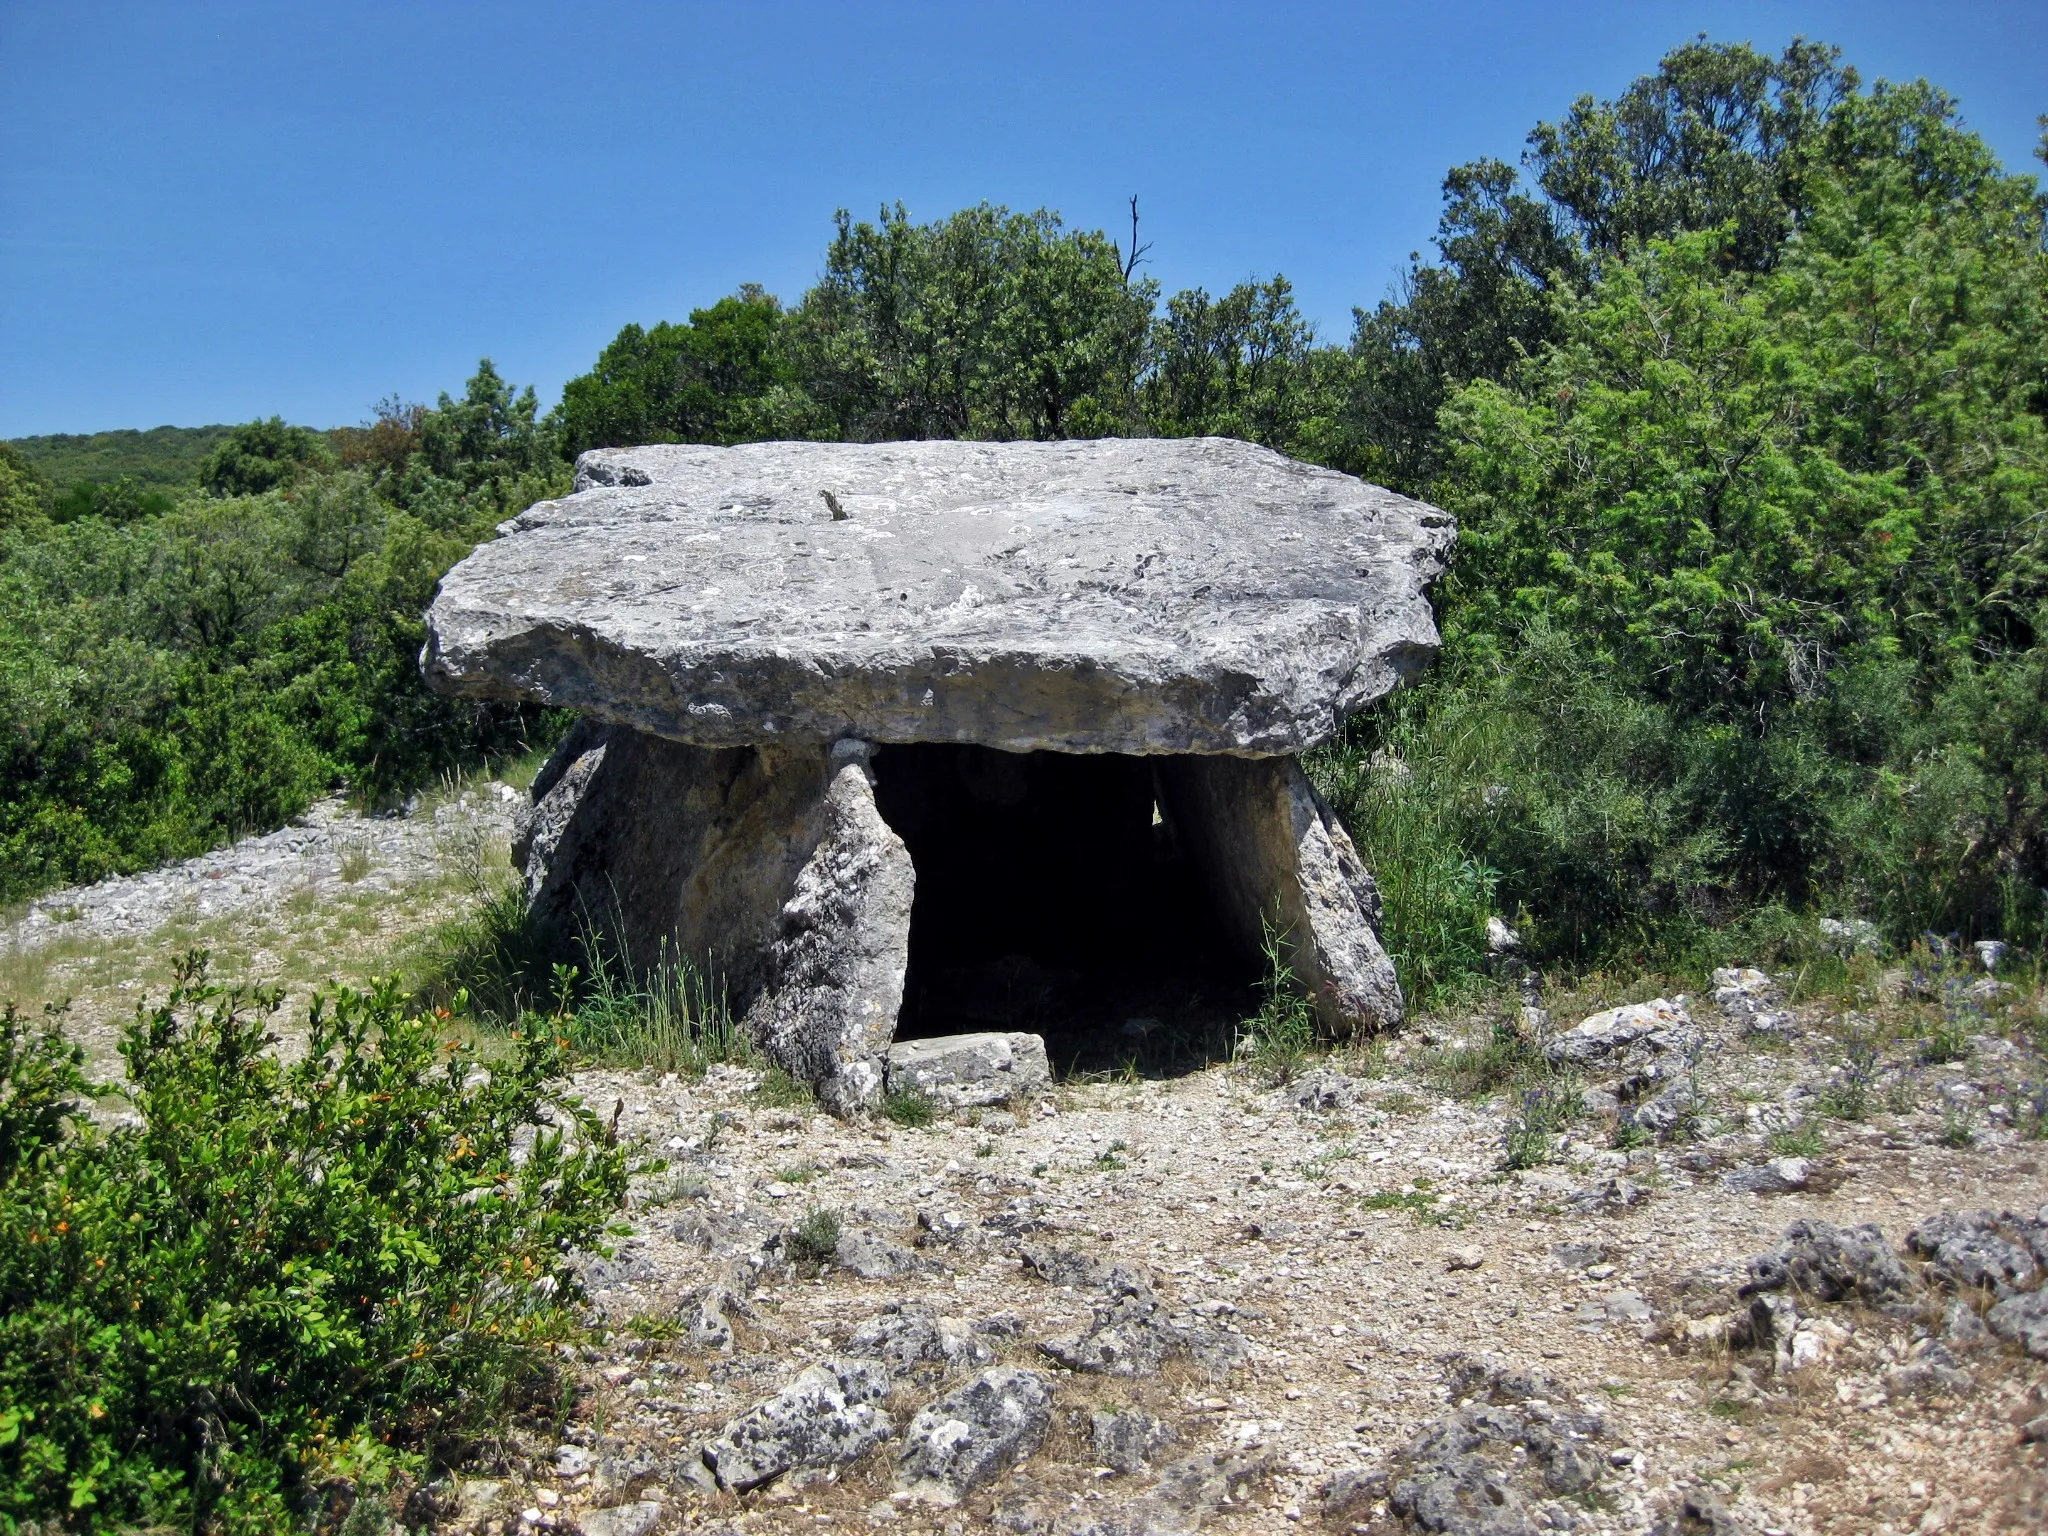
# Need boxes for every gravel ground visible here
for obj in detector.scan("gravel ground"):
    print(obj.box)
[1,787,523,952]
[447,970,2048,1536]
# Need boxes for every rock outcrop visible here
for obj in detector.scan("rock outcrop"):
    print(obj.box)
[423,439,1451,1107]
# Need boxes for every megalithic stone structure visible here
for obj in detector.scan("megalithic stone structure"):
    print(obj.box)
[422,437,1453,1112]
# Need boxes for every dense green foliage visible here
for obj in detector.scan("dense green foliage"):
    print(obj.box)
[553,202,1337,458]
[549,38,2045,992]
[0,366,567,902]
[1319,71,2048,993]
[5,427,237,495]
[0,447,51,534]
[0,958,631,1531]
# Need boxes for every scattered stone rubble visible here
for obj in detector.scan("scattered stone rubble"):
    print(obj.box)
[1,788,519,952]
[412,957,2045,1536]
[20,809,2048,1532]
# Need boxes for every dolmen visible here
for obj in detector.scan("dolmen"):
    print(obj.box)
[422,438,1452,1111]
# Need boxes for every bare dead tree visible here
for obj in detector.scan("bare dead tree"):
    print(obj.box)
[1118,195,1154,285]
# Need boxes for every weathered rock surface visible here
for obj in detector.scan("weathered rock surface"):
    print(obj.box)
[886,1031,1052,1108]
[571,1502,662,1536]
[423,438,1452,756]
[845,1301,995,1380]
[1721,1158,1813,1196]
[1090,1407,1178,1473]
[1741,1220,1917,1306]
[1906,1209,2047,1296]
[1361,1361,1609,1536]
[896,1367,1055,1505]
[519,724,853,981]
[1987,1288,2048,1359]
[831,1227,926,1280]
[1156,754,1400,1032]
[698,1356,893,1492]
[741,754,914,1112]
[1038,1288,1249,1380]
[1544,998,1692,1066]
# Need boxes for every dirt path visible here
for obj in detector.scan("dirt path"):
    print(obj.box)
[505,969,2048,1536]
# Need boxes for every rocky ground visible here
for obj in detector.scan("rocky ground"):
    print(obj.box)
[0,783,521,1069]
[464,960,2048,1536]
[9,816,2048,1535]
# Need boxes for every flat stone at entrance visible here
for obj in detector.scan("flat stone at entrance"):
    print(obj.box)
[886,1032,1053,1108]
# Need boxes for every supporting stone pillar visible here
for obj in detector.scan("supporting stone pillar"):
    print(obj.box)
[1155,755,1402,1035]
[518,727,913,1111]
[742,748,915,1113]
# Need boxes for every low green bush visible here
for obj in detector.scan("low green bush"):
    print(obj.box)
[880,1086,936,1129]
[0,954,633,1533]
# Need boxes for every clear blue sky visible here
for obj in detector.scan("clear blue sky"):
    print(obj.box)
[2,1,2042,437]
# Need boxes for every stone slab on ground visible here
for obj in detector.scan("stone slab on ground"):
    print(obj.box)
[885,1031,1053,1108]
[422,438,1453,756]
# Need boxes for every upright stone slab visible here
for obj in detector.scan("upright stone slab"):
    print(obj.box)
[517,724,845,995]
[742,751,914,1113]
[424,438,1452,1104]
[1156,755,1400,1034]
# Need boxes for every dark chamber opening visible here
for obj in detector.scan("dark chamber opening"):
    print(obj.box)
[870,744,1260,1075]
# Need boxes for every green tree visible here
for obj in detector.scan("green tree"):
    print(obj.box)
[411,360,557,491]
[1345,38,1856,492]
[49,477,178,525]
[197,417,334,497]
[0,444,52,534]
[1143,276,1349,455]
[789,202,1154,440]
[1405,78,2048,950]
[557,286,793,456]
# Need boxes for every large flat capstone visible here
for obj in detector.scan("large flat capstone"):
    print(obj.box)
[423,437,1451,756]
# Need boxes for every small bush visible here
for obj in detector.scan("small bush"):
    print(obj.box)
[1816,1035,1881,1121]
[1768,1123,1826,1158]
[787,1207,842,1266]
[2016,1083,2048,1141]
[562,940,740,1076]
[1499,1085,1575,1170]
[881,1086,937,1129]
[0,953,632,1532]
[1421,1021,1550,1101]
[1611,1120,1653,1151]
[1940,1103,1979,1149]
[1359,1187,1438,1216]
[754,1065,816,1110]
[413,877,561,1023]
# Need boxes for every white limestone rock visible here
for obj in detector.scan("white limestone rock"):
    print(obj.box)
[422,438,1452,756]
[885,1031,1052,1108]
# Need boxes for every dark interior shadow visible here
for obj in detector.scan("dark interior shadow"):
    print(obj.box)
[870,743,1259,1079]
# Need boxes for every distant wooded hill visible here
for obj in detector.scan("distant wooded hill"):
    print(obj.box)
[6,425,246,492]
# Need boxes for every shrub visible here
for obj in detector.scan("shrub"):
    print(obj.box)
[881,1086,937,1129]
[0,954,632,1532]
[1420,1020,1552,1102]
[1234,919,1321,1078]
[787,1207,842,1267]
[1498,1085,1576,1170]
